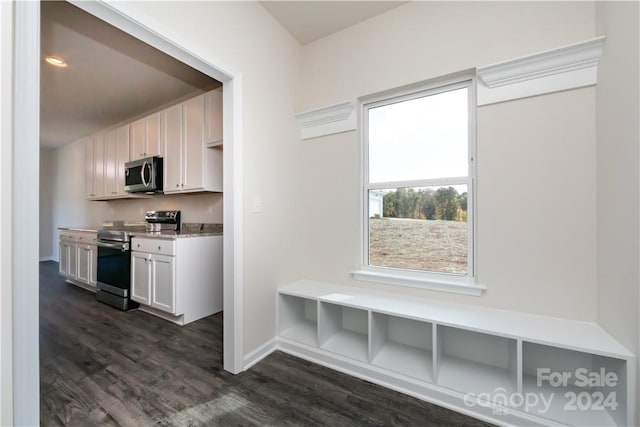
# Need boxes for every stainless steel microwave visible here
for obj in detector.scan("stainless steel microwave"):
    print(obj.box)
[124,156,163,193]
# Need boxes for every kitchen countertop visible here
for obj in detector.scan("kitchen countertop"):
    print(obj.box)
[58,226,223,239]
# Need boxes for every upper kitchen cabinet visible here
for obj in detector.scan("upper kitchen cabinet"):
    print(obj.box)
[163,92,222,194]
[163,104,183,192]
[204,87,223,147]
[130,112,162,159]
[104,124,130,197]
[85,133,105,199]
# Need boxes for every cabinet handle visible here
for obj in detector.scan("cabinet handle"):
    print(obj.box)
[137,243,140,248]
[157,246,161,250]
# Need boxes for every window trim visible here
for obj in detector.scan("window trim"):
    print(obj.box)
[353,76,484,296]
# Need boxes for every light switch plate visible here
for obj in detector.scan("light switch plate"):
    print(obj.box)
[252,196,261,213]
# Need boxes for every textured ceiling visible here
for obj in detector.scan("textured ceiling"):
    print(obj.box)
[40,1,220,148]
[260,1,408,45]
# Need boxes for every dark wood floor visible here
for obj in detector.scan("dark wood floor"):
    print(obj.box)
[40,261,492,426]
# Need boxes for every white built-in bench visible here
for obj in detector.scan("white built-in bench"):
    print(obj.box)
[276,280,634,427]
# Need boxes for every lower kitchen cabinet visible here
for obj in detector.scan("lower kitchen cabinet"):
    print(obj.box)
[58,229,97,291]
[76,243,97,287]
[59,240,77,280]
[130,235,222,325]
[131,251,176,313]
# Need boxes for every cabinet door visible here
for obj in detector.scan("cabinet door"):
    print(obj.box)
[76,244,91,284]
[150,254,176,314]
[67,243,78,280]
[59,241,69,277]
[145,113,162,157]
[104,129,118,197]
[182,95,205,191]
[84,137,95,198]
[89,245,97,287]
[204,88,223,145]
[131,252,151,305]
[93,134,106,199]
[162,104,183,193]
[130,119,146,159]
[115,125,130,196]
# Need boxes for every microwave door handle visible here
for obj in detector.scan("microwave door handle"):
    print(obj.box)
[141,161,150,187]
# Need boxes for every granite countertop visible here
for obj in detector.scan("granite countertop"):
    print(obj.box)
[58,223,222,239]
[58,226,100,233]
[130,230,223,239]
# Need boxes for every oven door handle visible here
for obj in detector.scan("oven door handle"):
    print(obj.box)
[97,241,129,251]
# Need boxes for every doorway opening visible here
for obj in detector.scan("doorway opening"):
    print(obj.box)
[13,0,244,422]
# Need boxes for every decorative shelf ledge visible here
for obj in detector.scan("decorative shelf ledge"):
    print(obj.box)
[477,36,606,106]
[295,101,356,140]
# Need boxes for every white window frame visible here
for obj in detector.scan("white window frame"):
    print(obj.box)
[353,76,485,296]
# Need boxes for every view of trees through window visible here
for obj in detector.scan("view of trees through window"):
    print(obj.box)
[365,83,471,277]
[369,185,468,275]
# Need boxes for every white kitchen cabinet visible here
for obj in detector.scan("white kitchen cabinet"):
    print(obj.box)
[162,104,183,192]
[163,94,222,194]
[150,254,176,313]
[85,134,105,199]
[104,124,130,197]
[130,112,162,159]
[131,245,177,314]
[58,230,97,291]
[130,235,222,325]
[76,243,97,288]
[131,251,152,305]
[58,240,76,280]
[204,87,223,147]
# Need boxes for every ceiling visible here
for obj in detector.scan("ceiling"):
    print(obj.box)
[40,1,408,149]
[40,1,220,148]
[260,1,408,45]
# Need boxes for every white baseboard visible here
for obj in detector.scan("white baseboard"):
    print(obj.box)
[274,338,551,427]
[243,338,277,370]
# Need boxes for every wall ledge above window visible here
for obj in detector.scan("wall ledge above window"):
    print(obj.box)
[295,101,356,140]
[351,269,486,296]
[477,36,606,106]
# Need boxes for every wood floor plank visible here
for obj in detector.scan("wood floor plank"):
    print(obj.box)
[40,261,493,427]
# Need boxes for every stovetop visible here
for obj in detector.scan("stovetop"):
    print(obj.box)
[98,225,146,242]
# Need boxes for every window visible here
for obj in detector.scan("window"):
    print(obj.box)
[356,79,481,294]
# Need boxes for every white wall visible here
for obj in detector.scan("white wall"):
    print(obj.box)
[295,1,599,321]
[39,148,55,260]
[48,139,110,261]
[595,0,640,418]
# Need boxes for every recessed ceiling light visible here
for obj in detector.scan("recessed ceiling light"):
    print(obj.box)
[44,55,67,67]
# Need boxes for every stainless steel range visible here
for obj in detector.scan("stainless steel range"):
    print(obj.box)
[96,211,181,311]
[95,227,142,311]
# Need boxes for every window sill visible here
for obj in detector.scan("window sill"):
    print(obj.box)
[351,269,486,296]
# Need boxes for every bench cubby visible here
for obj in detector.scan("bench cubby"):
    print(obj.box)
[319,302,369,362]
[522,342,627,427]
[277,294,317,346]
[436,326,518,399]
[370,313,433,382]
[276,280,634,427]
